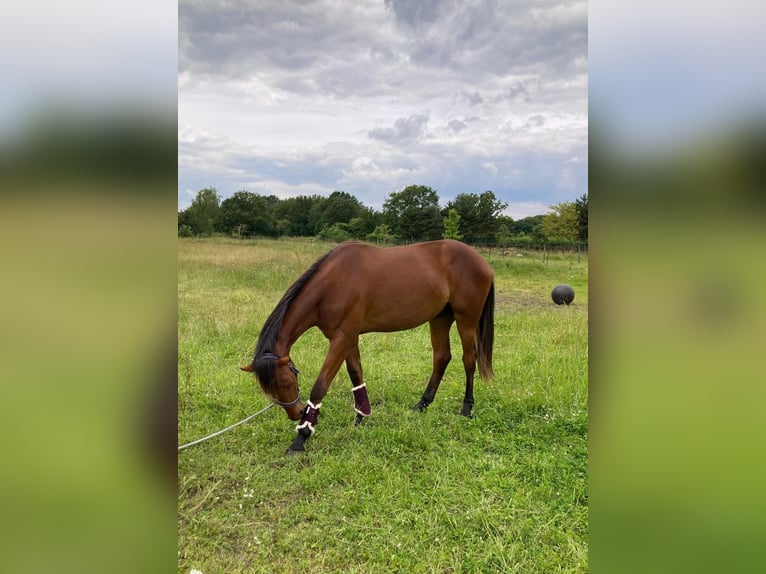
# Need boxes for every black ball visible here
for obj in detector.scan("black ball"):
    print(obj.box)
[551,284,575,305]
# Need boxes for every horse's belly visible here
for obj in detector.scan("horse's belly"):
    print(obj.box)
[359,293,446,333]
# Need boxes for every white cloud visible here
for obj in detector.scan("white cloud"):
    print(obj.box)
[503,202,552,220]
[240,180,330,199]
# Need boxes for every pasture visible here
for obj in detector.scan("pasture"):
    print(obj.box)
[178,237,588,573]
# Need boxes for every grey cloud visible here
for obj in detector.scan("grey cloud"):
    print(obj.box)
[402,1,497,69]
[369,44,402,64]
[180,0,587,100]
[461,89,484,106]
[390,0,585,81]
[383,0,453,28]
[447,119,467,132]
[368,113,429,144]
[180,1,368,79]
[497,80,531,102]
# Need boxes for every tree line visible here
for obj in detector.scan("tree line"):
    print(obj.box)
[178,185,588,248]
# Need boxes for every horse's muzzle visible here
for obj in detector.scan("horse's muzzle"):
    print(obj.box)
[285,402,304,421]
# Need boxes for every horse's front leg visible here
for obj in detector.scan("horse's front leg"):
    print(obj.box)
[288,337,352,454]
[345,345,371,426]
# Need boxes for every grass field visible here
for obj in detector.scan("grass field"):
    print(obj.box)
[178,237,588,573]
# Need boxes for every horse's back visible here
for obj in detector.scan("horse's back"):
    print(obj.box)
[329,240,491,284]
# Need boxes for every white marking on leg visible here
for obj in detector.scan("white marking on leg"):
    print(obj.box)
[295,421,316,435]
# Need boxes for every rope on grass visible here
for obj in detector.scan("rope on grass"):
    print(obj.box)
[178,402,276,451]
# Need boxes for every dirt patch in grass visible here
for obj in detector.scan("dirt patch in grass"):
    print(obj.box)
[496,290,587,311]
[496,291,551,311]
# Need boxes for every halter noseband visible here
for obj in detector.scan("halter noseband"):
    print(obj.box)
[258,353,301,407]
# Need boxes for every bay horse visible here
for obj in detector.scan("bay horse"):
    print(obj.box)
[241,239,495,453]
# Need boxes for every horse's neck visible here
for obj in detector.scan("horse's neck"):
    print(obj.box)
[276,288,319,354]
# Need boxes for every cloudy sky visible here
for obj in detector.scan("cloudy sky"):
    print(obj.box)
[178,0,587,218]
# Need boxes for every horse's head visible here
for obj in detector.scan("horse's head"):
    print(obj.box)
[241,354,303,420]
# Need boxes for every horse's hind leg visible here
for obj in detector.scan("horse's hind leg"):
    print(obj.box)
[455,318,478,418]
[345,345,370,426]
[412,309,453,412]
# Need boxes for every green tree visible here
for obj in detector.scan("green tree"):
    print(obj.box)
[220,190,278,237]
[445,190,508,243]
[366,224,396,244]
[318,223,352,242]
[315,191,365,230]
[575,193,588,241]
[495,215,514,246]
[541,202,579,243]
[510,214,545,236]
[357,206,384,238]
[383,184,443,242]
[531,223,548,244]
[185,188,221,236]
[496,214,514,232]
[442,208,463,240]
[178,210,193,237]
[273,195,325,236]
[348,217,368,240]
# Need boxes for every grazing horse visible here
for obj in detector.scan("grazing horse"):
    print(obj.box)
[241,239,495,453]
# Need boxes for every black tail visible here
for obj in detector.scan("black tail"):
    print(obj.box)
[476,281,495,382]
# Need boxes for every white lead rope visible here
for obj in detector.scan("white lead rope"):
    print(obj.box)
[178,402,277,451]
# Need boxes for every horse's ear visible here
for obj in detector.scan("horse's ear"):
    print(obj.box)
[240,363,255,372]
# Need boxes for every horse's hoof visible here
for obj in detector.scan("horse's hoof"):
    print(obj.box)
[460,405,474,418]
[286,447,304,456]
[412,401,427,412]
[354,413,366,426]
[288,436,306,453]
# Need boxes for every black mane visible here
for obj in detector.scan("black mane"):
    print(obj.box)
[252,246,339,394]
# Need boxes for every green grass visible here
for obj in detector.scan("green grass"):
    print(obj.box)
[178,237,588,573]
